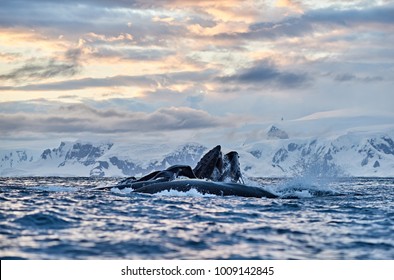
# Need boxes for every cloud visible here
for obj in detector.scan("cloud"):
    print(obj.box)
[220,60,310,88]
[0,1,191,47]
[83,98,152,112]
[304,5,394,25]
[5,75,154,91]
[334,73,384,83]
[0,103,230,136]
[0,52,22,61]
[90,47,175,61]
[334,73,357,82]
[0,59,79,82]
[0,0,254,51]
[0,48,82,82]
[2,1,394,44]
[0,0,393,149]
[276,0,303,13]
[0,69,218,91]
[217,4,394,42]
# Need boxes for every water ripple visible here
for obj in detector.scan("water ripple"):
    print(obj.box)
[14,213,72,229]
[0,177,394,259]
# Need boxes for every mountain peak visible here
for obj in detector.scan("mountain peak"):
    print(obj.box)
[267,125,289,139]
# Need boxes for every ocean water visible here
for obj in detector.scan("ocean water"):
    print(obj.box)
[0,177,393,260]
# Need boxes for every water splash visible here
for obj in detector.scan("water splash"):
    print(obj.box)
[271,177,340,198]
[111,187,133,195]
[273,155,345,198]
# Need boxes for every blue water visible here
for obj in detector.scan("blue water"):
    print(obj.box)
[0,177,393,259]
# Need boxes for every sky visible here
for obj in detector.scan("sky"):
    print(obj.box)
[1,0,394,149]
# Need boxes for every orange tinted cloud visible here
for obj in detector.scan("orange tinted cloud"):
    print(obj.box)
[158,0,259,23]
[276,0,303,13]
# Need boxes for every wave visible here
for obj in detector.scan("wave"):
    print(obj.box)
[31,186,80,192]
[14,212,71,229]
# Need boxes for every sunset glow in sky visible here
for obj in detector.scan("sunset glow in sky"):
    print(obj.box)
[1,0,394,147]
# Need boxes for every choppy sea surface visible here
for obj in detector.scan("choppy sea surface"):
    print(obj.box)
[0,177,393,260]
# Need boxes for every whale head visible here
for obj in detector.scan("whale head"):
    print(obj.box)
[193,145,223,180]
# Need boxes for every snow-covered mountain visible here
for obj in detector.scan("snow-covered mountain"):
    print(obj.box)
[1,129,394,177]
[0,150,36,176]
[240,132,394,177]
[0,141,207,177]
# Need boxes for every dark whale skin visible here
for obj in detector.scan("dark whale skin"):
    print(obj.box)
[133,179,278,198]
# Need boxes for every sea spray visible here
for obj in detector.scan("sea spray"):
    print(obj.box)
[271,154,345,198]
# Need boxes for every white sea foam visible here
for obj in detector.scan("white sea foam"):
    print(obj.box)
[110,187,133,194]
[154,188,216,197]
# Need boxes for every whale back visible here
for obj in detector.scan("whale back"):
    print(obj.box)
[133,180,278,198]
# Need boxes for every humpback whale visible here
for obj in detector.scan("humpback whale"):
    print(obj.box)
[95,145,277,198]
